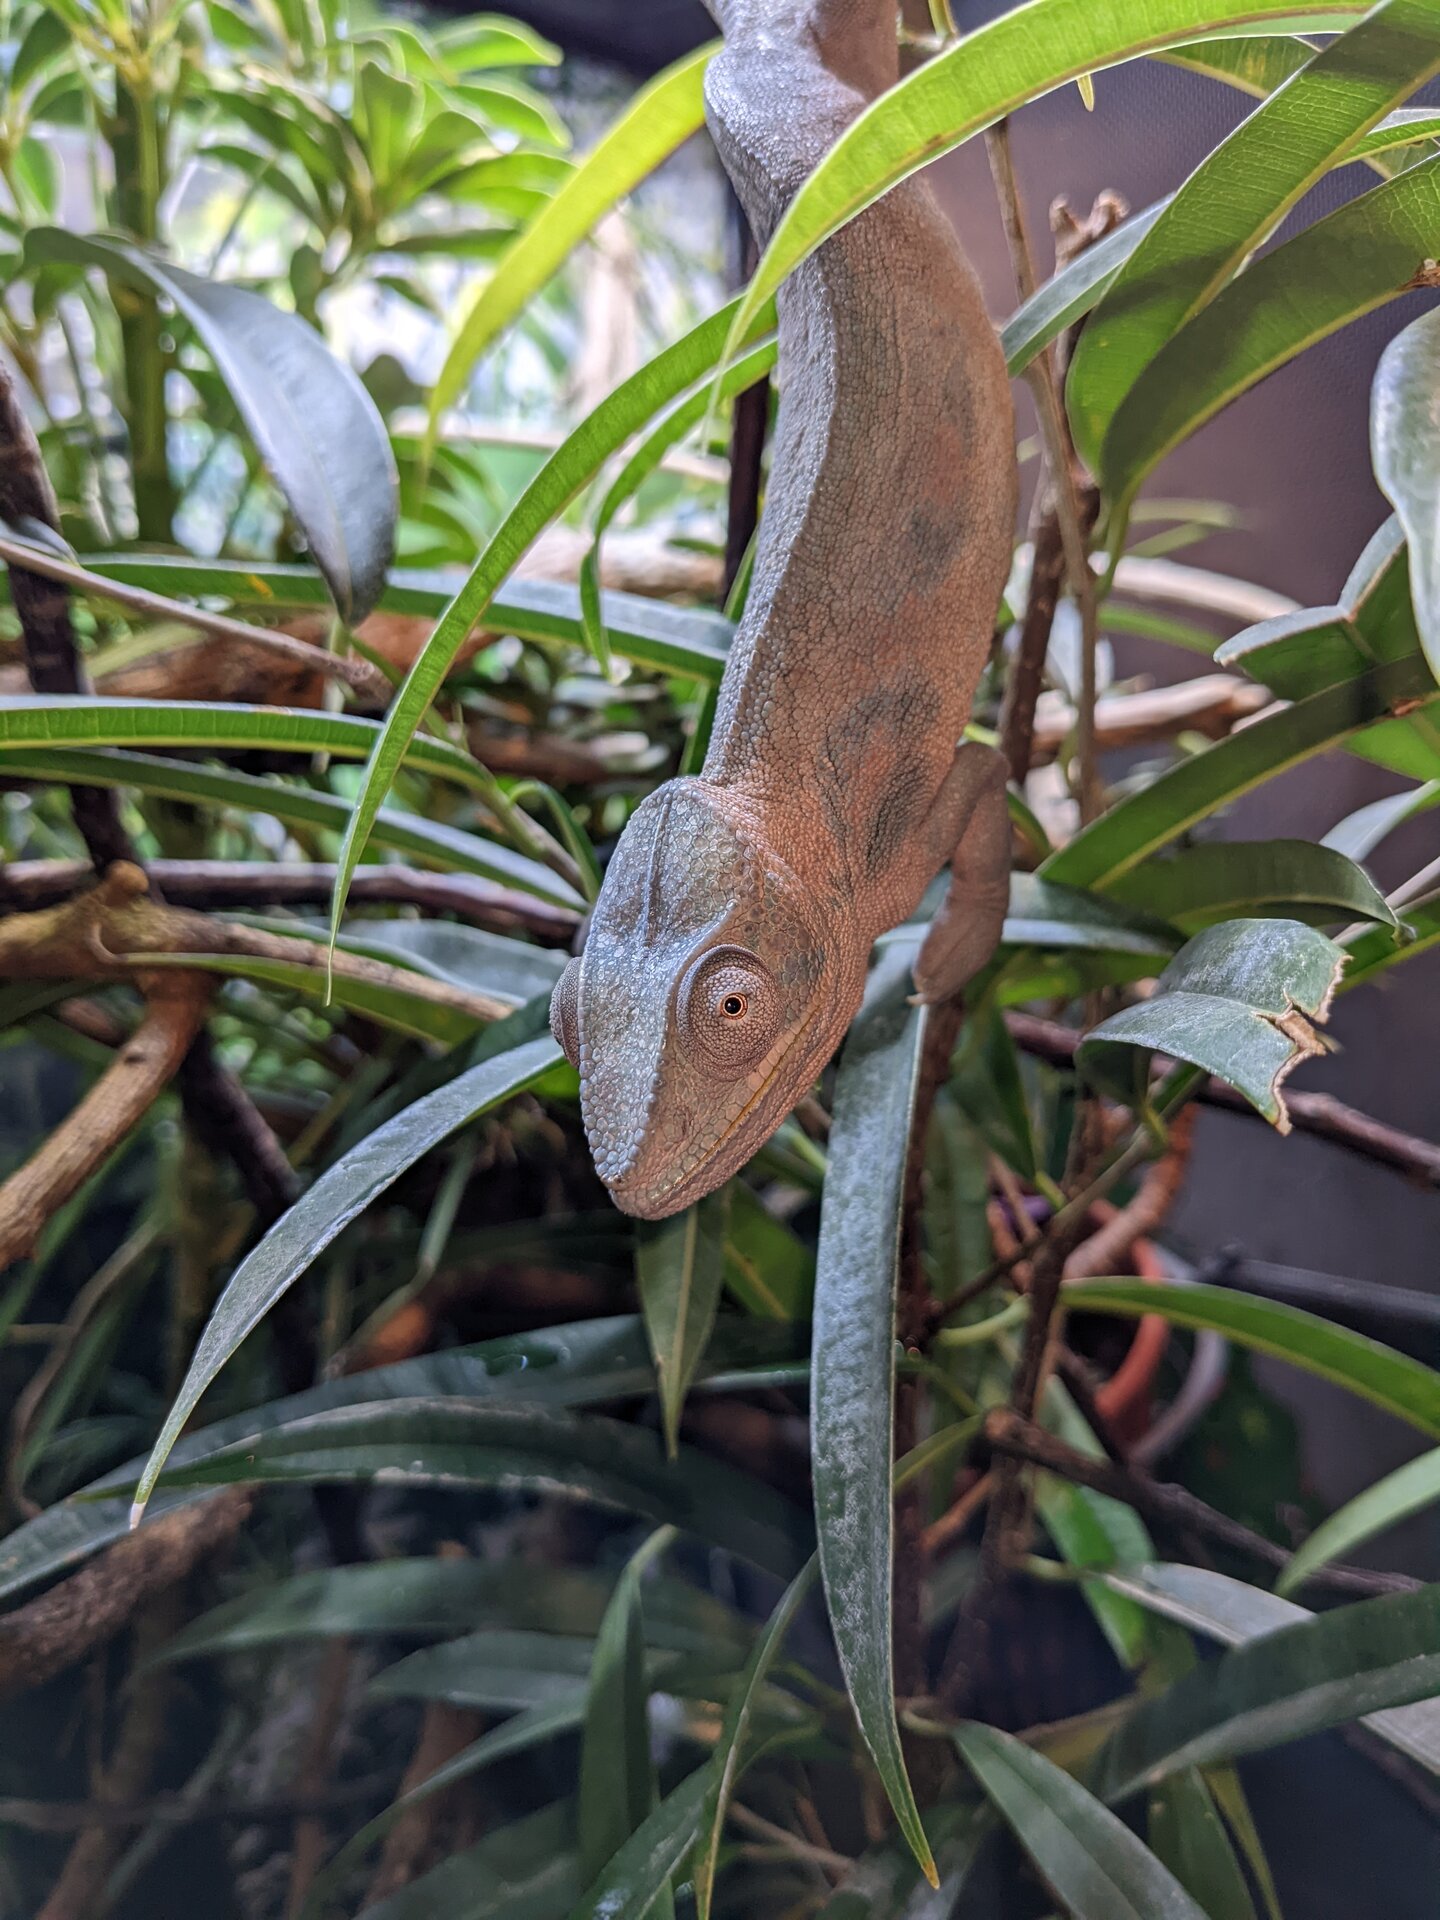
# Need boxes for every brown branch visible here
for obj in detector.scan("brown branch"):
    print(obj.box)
[286,1639,354,1919]
[0,1777,393,1834]
[0,858,581,942]
[0,1488,253,1702]
[0,360,132,871]
[1030,672,1269,763]
[1006,1010,1440,1189]
[366,1695,483,1902]
[0,973,210,1272]
[980,1408,1417,1600]
[0,861,515,1027]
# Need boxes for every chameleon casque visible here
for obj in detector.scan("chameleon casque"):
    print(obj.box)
[549,0,1018,1220]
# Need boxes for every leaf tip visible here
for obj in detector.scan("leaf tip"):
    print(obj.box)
[128,1496,146,1531]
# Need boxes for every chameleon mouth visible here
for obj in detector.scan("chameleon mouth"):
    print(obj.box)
[606,1009,822,1220]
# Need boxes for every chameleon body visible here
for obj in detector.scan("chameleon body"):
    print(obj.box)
[550,0,1018,1220]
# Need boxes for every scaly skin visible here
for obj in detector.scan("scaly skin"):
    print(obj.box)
[550,0,1018,1219]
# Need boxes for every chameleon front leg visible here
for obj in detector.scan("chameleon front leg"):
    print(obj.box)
[912,740,1010,1003]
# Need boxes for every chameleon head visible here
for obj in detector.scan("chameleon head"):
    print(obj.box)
[549,779,853,1219]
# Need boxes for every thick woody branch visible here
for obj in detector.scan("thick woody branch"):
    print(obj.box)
[979,1408,1417,1600]
[1030,673,1269,762]
[0,1488,253,1702]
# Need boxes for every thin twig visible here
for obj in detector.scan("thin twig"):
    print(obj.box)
[980,1409,1418,1599]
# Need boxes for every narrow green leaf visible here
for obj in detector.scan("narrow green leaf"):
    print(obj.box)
[725,0,1369,359]
[1069,0,1440,467]
[1041,655,1440,889]
[0,747,583,907]
[638,1190,731,1456]
[374,1630,599,1712]
[1279,1445,1440,1596]
[1079,918,1345,1127]
[359,1800,577,1920]
[1101,153,1440,506]
[954,1721,1209,1920]
[0,695,488,794]
[0,1316,807,1606]
[569,1762,714,1920]
[1343,889,1440,987]
[814,1803,989,1917]
[812,942,937,1888]
[1373,304,1440,682]
[149,1402,813,1580]
[693,1557,819,1920]
[24,229,395,620]
[329,295,766,952]
[1002,198,1169,378]
[1106,1561,1440,1775]
[1091,1583,1440,1802]
[1106,839,1398,930]
[1321,778,1440,860]
[1063,1279,1440,1438]
[430,42,714,426]
[1148,1767,1259,1920]
[722,1185,814,1321]
[130,1022,562,1521]
[579,1528,674,1897]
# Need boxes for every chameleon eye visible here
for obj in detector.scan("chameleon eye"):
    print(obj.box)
[678,946,780,1074]
[549,956,582,1068]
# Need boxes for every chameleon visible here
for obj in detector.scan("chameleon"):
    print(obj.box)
[550,0,1018,1220]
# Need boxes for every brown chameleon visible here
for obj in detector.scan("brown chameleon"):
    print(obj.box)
[550,0,1018,1219]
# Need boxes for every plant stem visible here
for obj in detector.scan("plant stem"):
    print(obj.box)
[109,70,175,542]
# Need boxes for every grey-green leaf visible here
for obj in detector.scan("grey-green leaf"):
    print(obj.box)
[1079,918,1345,1125]
[954,1721,1209,1920]
[131,1021,562,1520]
[1373,303,1440,682]
[568,1762,715,1920]
[1278,1445,1440,1597]
[24,228,396,620]
[812,941,936,1887]
[638,1191,731,1456]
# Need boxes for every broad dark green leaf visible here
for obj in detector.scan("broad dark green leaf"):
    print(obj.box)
[373,1629,599,1711]
[569,1763,714,1920]
[158,1557,748,1664]
[151,1402,814,1579]
[1106,839,1398,930]
[1279,1444,1440,1596]
[1079,918,1345,1126]
[131,1023,563,1519]
[430,42,714,424]
[954,1721,1209,1920]
[1041,655,1439,889]
[0,746,582,906]
[0,1317,805,1607]
[1068,0,1440,468]
[1091,1583,1440,1801]
[1148,1768,1258,1920]
[638,1191,731,1456]
[1105,1562,1440,1774]
[25,229,395,620]
[1002,872,1180,955]
[1100,153,1440,505]
[812,941,936,1887]
[579,1530,672,1901]
[725,0,1370,356]
[81,556,735,685]
[1063,1279,1440,1438]
[722,1185,814,1320]
[331,294,769,951]
[1373,304,1440,681]
[693,1557,819,1920]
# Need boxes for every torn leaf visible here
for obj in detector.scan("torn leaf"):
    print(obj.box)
[1077,918,1346,1130]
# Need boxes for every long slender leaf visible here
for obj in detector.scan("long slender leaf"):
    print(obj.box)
[693,1557,819,1920]
[568,1762,714,1920]
[0,1316,807,1607]
[1147,1767,1259,1920]
[1373,304,1440,681]
[330,294,770,951]
[1063,1279,1440,1438]
[1106,1561,1440,1774]
[1091,1582,1440,1801]
[1278,1445,1440,1596]
[1106,839,1398,929]
[430,43,714,427]
[637,1191,730,1457]
[131,1020,562,1520]
[1321,778,1440,859]
[725,0,1370,358]
[1068,0,1440,467]
[954,1721,1209,1920]
[359,1799,578,1920]
[1101,152,1440,505]
[25,228,395,620]
[812,941,936,1888]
